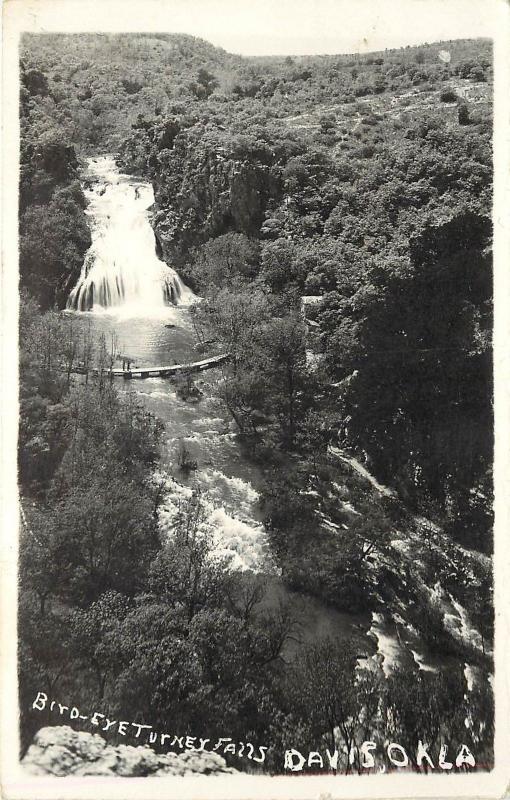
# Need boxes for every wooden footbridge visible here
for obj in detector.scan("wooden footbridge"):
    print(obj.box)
[109,352,230,379]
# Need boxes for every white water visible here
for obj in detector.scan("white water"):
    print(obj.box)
[67,156,195,315]
[157,473,271,573]
[328,446,396,498]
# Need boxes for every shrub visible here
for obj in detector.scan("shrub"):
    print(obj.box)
[458,102,470,125]
[175,439,197,472]
[174,373,203,402]
[440,87,457,102]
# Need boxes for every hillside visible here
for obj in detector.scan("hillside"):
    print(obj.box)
[18,33,494,773]
[20,33,491,151]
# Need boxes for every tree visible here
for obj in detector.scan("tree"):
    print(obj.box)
[440,87,457,103]
[288,637,380,772]
[383,665,468,770]
[186,603,294,738]
[320,211,492,526]
[46,474,160,604]
[340,499,392,577]
[95,332,118,394]
[189,233,259,293]
[69,591,130,699]
[19,506,70,614]
[22,67,49,96]
[19,185,91,307]
[294,409,334,477]
[191,68,218,99]
[259,239,300,292]
[148,492,232,621]
[110,602,202,735]
[196,286,271,367]
[198,289,310,446]
[18,306,73,490]
[18,595,75,751]
[60,314,81,388]
[253,314,309,446]
[458,102,470,125]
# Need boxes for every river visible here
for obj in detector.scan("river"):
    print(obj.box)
[66,156,485,679]
[65,156,373,661]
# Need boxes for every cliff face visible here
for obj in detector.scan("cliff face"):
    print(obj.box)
[119,119,284,268]
[21,726,236,777]
[151,145,282,267]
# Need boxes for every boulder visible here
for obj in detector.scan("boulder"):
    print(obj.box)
[21,726,236,777]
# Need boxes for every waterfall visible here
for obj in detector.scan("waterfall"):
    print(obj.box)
[67,156,195,314]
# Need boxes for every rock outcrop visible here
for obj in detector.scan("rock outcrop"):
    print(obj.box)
[118,117,284,269]
[21,726,237,777]
[151,143,282,267]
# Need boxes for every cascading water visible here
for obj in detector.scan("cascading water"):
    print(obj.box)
[67,156,194,314]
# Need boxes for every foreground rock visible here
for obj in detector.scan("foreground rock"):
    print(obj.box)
[22,727,237,777]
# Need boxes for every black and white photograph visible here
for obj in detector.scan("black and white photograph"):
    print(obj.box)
[1,0,509,797]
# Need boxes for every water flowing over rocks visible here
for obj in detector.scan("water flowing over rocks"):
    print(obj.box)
[67,157,195,314]
[22,727,236,777]
[157,471,272,572]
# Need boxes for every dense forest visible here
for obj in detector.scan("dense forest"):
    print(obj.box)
[18,33,494,773]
